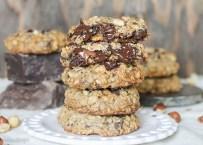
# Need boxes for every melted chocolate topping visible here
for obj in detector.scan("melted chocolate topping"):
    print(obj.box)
[71,20,147,43]
[69,43,142,70]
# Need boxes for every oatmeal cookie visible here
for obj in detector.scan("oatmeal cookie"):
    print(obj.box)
[62,63,144,89]
[64,86,140,115]
[141,48,179,77]
[58,106,140,136]
[137,75,182,94]
[68,16,147,44]
[4,29,66,54]
[61,42,144,70]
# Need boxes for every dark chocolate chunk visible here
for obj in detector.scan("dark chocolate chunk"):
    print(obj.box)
[5,53,63,84]
[0,82,65,109]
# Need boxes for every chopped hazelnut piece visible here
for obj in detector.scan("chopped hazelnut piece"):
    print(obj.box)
[153,103,166,112]
[0,116,8,124]
[168,111,181,123]
[8,116,21,128]
[0,123,10,133]
[0,137,3,145]
[198,115,203,123]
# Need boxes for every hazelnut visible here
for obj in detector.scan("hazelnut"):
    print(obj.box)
[33,30,39,35]
[0,137,3,145]
[112,19,124,26]
[0,123,10,133]
[153,103,166,112]
[91,34,103,41]
[8,116,21,128]
[0,116,8,124]
[198,115,203,123]
[168,111,181,123]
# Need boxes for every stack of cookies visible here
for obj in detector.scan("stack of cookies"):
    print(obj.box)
[58,16,148,136]
[0,30,66,109]
[137,47,182,94]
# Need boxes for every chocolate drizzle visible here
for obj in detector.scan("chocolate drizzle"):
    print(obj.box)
[71,20,147,43]
[69,43,142,70]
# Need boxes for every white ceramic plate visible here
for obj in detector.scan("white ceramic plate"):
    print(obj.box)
[23,109,178,145]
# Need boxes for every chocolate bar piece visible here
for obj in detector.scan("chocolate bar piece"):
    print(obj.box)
[5,53,63,84]
[0,82,65,109]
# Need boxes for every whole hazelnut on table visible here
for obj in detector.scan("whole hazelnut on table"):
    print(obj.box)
[0,137,3,145]
[8,116,21,128]
[198,115,203,123]
[168,111,181,123]
[0,123,10,133]
[0,116,8,124]
[0,116,10,133]
[153,103,166,112]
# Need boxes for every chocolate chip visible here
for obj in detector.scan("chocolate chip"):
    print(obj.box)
[116,44,137,63]
[69,54,87,68]
[41,29,50,34]
[73,23,92,41]
[69,48,88,67]
[27,29,33,33]
[94,50,108,63]
[132,29,148,41]
[104,61,119,70]
[103,24,116,41]
[91,25,99,35]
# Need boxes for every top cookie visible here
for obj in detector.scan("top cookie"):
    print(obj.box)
[141,48,179,77]
[68,16,148,44]
[4,29,66,54]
